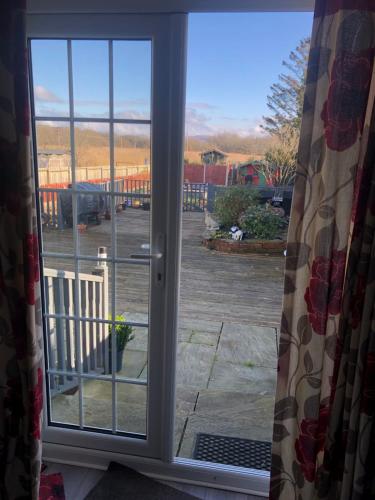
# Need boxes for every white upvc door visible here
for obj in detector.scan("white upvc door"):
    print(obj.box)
[28,13,187,460]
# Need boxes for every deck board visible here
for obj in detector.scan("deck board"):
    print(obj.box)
[43,209,285,328]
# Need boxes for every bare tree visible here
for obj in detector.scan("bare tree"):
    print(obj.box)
[262,38,310,137]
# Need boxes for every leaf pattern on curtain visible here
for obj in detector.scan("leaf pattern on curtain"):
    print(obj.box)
[0,1,43,499]
[271,2,375,499]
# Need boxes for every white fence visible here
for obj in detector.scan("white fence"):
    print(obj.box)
[44,263,109,394]
[39,164,150,185]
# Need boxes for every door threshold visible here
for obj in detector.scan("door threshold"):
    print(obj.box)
[43,442,269,497]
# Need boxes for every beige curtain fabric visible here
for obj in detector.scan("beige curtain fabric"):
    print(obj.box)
[271,2,375,499]
[0,1,43,499]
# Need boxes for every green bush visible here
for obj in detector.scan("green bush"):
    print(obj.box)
[109,315,134,351]
[214,186,258,228]
[240,206,282,240]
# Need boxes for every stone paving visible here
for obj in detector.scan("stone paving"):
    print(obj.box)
[117,315,279,457]
[50,316,278,458]
[173,319,278,457]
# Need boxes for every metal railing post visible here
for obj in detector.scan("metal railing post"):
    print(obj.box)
[92,246,109,373]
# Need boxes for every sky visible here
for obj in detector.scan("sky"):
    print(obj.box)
[31,12,313,138]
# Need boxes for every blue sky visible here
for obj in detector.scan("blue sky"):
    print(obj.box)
[31,12,313,137]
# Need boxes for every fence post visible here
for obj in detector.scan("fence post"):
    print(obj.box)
[57,194,64,229]
[207,184,216,213]
[54,273,66,387]
[92,247,109,373]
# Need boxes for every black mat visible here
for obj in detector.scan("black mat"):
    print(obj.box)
[193,433,271,471]
[85,462,198,499]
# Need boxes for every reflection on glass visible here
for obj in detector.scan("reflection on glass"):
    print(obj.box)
[74,122,109,169]
[31,40,69,117]
[72,41,109,118]
[116,326,148,380]
[83,380,112,430]
[67,191,113,258]
[35,121,73,251]
[117,383,147,435]
[114,123,151,169]
[113,41,151,119]
[50,375,80,426]
[114,123,151,260]
[115,264,149,321]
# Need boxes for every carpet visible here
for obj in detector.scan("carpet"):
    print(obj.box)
[39,472,65,500]
[193,433,271,471]
[85,462,198,499]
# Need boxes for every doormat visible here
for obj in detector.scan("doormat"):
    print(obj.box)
[39,473,65,500]
[193,433,271,471]
[85,462,198,499]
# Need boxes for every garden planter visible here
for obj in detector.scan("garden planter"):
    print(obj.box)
[108,349,125,373]
[202,237,286,254]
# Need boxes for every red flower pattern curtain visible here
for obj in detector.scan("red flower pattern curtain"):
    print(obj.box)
[271,1,375,499]
[0,1,43,499]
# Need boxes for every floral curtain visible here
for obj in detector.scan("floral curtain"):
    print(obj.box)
[271,1,375,499]
[0,1,43,499]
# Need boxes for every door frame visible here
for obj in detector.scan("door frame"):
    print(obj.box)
[28,12,187,460]
[28,5,314,495]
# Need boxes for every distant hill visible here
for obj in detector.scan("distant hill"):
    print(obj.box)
[37,125,275,154]
[186,133,276,156]
[36,124,150,150]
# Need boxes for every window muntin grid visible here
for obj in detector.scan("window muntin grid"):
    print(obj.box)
[30,38,152,438]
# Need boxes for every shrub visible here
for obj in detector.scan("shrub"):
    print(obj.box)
[109,315,134,351]
[211,229,229,240]
[240,206,282,240]
[214,186,258,228]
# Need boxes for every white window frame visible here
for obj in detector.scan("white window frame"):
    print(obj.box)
[27,2,314,495]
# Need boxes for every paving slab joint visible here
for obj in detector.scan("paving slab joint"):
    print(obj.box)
[206,322,224,389]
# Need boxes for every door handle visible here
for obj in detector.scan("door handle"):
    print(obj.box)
[130,252,162,260]
[131,234,165,288]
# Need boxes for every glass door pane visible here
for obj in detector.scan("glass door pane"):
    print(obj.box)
[31,38,152,439]
[175,11,313,470]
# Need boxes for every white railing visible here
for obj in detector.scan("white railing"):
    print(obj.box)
[44,260,109,394]
[38,164,150,185]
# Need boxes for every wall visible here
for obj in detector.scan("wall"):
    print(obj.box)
[183,163,229,185]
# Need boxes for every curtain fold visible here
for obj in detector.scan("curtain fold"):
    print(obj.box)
[271,2,375,499]
[0,1,43,499]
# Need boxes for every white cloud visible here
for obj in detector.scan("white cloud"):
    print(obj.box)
[34,85,63,103]
[185,103,266,138]
[35,96,266,138]
[185,106,215,136]
[76,118,149,137]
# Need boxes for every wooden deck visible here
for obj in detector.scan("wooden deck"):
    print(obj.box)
[43,208,285,328]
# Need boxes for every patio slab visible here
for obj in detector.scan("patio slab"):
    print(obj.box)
[174,385,200,455]
[176,342,216,388]
[189,330,219,347]
[208,362,277,395]
[216,322,278,368]
[126,326,148,353]
[178,318,223,334]
[119,349,147,379]
[177,390,275,458]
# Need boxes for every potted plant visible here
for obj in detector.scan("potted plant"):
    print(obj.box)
[108,315,134,372]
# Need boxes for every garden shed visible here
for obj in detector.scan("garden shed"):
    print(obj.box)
[38,149,71,169]
[237,160,267,186]
[200,148,228,165]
